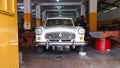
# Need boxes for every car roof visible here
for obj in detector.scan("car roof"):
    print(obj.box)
[47,17,72,20]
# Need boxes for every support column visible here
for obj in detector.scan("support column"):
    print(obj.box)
[36,5,41,27]
[24,0,32,30]
[76,10,80,18]
[80,4,86,17]
[89,0,97,31]
[42,11,46,26]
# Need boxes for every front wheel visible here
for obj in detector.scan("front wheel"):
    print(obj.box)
[36,46,44,54]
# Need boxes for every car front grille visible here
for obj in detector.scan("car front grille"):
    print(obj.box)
[45,32,75,42]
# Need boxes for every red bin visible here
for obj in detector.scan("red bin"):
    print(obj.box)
[95,39,111,52]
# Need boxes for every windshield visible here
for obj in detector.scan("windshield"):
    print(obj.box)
[46,19,73,26]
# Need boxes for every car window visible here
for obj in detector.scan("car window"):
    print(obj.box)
[46,19,73,26]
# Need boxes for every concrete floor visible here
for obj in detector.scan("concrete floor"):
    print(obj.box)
[20,46,120,68]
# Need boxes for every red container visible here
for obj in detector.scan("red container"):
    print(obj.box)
[95,39,111,52]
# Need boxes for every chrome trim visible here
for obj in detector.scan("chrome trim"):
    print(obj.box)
[35,41,86,47]
[45,32,75,42]
[46,40,49,49]
[73,40,75,49]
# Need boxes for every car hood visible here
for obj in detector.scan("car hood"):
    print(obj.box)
[44,26,76,33]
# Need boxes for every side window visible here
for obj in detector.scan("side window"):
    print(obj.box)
[0,0,15,15]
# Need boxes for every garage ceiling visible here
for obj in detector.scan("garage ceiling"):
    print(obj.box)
[17,0,120,16]
[17,0,82,3]
[17,0,82,10]
[98,0,120,13]
[17,0,83,17]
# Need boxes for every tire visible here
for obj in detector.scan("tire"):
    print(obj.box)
[36,46,44,54]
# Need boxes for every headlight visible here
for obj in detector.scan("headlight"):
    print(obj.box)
[35,28,42,35]
[78,28,85,34]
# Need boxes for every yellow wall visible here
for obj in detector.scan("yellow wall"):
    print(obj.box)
[0,0,19,68]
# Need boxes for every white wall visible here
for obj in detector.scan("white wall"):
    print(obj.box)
[98,7,120,21]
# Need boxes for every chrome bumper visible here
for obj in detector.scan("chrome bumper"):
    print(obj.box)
[35,41,87,49]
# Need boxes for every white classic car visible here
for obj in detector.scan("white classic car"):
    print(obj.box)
[35,17,87,53]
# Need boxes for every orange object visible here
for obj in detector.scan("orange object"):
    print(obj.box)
[19,31,34,46]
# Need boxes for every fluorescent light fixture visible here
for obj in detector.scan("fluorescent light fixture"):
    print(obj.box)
[56,6,62,8]
[103,10,109,13]
[110,7,118,10]
[19,6,24,9]
[58,7,60,9]
[56,6,61,10]
[57,0,59,2]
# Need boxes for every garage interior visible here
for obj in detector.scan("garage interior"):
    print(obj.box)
[0,0,120,68]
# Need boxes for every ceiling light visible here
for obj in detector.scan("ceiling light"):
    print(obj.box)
[56,7,60,10]
[58,7,60,10]
[110,7,118,10]
[57,0,59,2]
[19,6,24,9]
[103,10,109,13]
[56,6,62,10]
